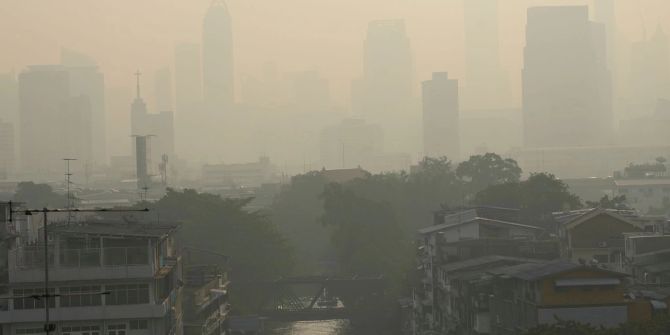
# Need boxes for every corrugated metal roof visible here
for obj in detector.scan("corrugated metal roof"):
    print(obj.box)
[554,278,620,287]
[418,217,541,235]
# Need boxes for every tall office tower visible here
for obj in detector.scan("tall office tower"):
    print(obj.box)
[352,20,413,151]
[593,0,616,70]
[523,6,612,148]
[0,119,14,179]
[629,26,670,113]
[65,66,105,165]
[0,73,18,125]
[18,66,70,176]
[60,48,106,165]
[202,0,234,113]
[154,67,173,112]
[463,0,508,109]
[422,72,460,160]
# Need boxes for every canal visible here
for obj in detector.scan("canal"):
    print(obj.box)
[267,320,353,334]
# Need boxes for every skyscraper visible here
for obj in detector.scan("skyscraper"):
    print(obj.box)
[0,119,14,179]
[0,73,18,126]
[202,0,234,112]
[422,72,460,160]
[629,25,670,113]
[352,20,414,153]
[60,48,106,166]
[523,6,612,148]
[19,65,93,176]
[174,43,203,116]
[463,0,508,109]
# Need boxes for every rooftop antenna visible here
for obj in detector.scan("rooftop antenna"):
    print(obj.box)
[63,158,77,224]
[134,69,142,99]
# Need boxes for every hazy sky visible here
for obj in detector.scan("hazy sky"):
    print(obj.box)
[2,0,669,111]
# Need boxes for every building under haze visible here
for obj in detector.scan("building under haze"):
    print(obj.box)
[130,72,175,176]
[523,6,612,149]
[65,65,105,166]
[202,0,234,113]
[0,73,18,126]
[628,25,670,114]
[463,0,509,109]
[320,118,383,170]
[18,65,94,177]
[0,119,14,179]
[154,67,174,112]
[352,20,415,154]
[422,72,460,161]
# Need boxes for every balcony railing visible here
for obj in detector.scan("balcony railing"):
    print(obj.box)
[13,246,149,269]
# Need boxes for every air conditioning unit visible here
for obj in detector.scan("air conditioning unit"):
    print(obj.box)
[598,241,608,248]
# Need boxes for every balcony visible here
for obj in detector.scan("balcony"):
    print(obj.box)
[0,302,169,323]
[8,246,154,283]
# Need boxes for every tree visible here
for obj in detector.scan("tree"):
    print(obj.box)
[585,195,630,210]
[475,173,582,226]
[270,171,332,274]
[321,183,412,292]
[456,153,522,196]
[13,182,68,208]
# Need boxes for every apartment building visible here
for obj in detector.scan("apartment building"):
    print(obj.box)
[0,219,183,335]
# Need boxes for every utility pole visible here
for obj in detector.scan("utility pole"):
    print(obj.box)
[5,203,149,334]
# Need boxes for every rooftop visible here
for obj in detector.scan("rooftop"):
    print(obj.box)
[489,260,626,281]
[418,217,541,235]
[441,255,540,274]
[49,221,179,239]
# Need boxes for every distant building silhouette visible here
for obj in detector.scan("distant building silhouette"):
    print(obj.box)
[290,70,330,113]
[352,20,414,153]
[463,0,509,109]
[0,119,14,179]
[0,73,18,126]
[203,0,234,112]
[422,72,460,161]
[130,71,175,173]
[629,25,670,114]
[174,43,204,161]
[320,118,383,170]
[154,67,173,112]
[19,65,93,176]
[523,6,612,148]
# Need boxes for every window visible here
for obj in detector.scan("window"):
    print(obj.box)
[61,325,101,335]
[106,324,126,335]
[13,288,55,310]
[15,328,45,334]
[106,284,149,305]
[129,320,148,330]
[60,286,102,307]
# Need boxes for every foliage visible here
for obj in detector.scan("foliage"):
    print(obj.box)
[456,153,522,195]
[475,173,582,226]
[585,195,630,210]
[142,188,294,312]
[320,183,413,293]
[13,182,68,208]
[270,171,332,273]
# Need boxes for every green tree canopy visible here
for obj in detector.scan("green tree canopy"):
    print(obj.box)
[13,182,68,208]
[456,153,522,195]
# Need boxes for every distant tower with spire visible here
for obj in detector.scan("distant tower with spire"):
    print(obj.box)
[131,69,148,136]
[202,0,234,113]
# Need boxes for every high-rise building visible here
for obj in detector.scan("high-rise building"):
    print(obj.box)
[463,0,508,109]
[290,70,330,113]
[60,48,106,166]
[0,73,18,126]
[202,0,234,113]
[523,6,612,148]
[0,119,14,179]
[154,67,173,112]
[19,65,71,177]
[629,25,670,113]
[422,72,460,160]
[352,20,414,153]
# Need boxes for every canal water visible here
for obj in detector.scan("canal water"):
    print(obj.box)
[267,320,353,334]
